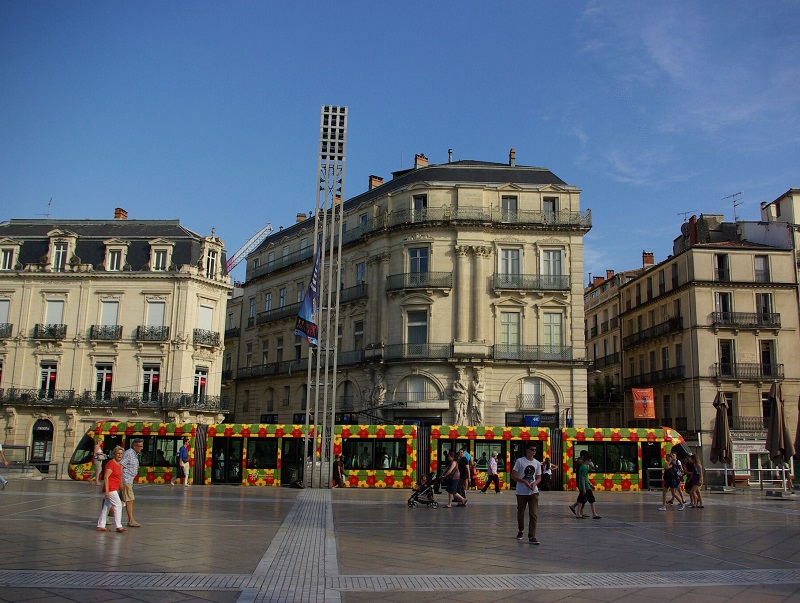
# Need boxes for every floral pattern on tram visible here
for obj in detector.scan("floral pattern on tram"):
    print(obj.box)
[335,424,417,488]
[205,423,312,486]
[69,421,196,484]
[429,425,550,491]
[561,427,685,491]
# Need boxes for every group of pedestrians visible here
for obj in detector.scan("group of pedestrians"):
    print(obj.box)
[658,452,704,511]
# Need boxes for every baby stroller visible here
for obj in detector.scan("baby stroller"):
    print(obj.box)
[408,471,439,508]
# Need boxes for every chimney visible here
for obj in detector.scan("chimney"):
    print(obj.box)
[296,213,307,223]
[114,207,128,220]
[689,215,698,245]
[642,251,654,266]
[593,276,604,286]
[369,175,383,190]
[448,149,453,163]
[414,154,428,168]
[335,195,342,205]
[509,148,516,166]
[606,270,614,280]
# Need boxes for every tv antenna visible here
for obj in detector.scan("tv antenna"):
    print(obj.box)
[722,191,743,222]
[677,211,696,222]
[36,198,53,219]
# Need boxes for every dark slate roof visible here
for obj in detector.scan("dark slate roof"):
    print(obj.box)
[0,219,226,273]
[256,159,570,250]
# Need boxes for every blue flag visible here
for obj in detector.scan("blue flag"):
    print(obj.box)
[294,245,321,345]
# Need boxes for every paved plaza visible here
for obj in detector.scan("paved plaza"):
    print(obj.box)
[1,478,799,602]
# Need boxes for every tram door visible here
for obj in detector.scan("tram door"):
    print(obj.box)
[281,438,304,486]
[211,438,242,484]
[641,442,662,489]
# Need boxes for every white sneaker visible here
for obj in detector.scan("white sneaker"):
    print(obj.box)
[657,507,667,511]
[678,505,685,511]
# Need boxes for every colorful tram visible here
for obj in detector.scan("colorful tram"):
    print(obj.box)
[70,421,685,491]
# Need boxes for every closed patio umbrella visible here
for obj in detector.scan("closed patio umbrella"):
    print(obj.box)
[710,392,732,465]
[765,382,794,471]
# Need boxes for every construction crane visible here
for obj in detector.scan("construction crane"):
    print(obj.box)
[225,223,273,272]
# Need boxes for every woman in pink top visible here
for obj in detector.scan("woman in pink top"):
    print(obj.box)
[96,446,126,532]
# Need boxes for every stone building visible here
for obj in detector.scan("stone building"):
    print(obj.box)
[0,209,231,472]
[225,152,592,431]
[585,208,800,481]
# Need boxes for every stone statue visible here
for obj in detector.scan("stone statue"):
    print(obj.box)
[472,368,486,425]
[374,368,387,406]
[452,367,468,425]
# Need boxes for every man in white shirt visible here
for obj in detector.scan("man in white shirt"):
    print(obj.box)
[511,442,542,544]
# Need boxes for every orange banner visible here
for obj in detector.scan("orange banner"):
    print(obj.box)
[632,388,655,419]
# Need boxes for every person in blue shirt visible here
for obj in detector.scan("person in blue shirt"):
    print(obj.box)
[172,439,191,486]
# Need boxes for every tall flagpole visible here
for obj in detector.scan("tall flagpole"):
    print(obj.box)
[303,105,347,488]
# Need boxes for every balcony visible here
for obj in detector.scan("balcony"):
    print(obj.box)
[622,316,682,348]
[221,369,232,380]
[391,388,449,410]
[90,325,122,341]
[710,311,781,329]
[385,272,453,292]
[193,329,221,347]
[247,246,314,281]
[592,352,620,369]
[517,393,545,410]
[224,327,241,340]
[492,274,570,292]
[136,326,170,341]
[730,415,768,431]
[623,366,685,389]
[493,344,573,362]
[1,388,75,404]
[236,358,309,380]
[712,362,784,381]
[256,301,302,325]
[0,323,12,338]
[337,349,365,366]
[384,343,452,360]
[34,324,67,340]
[339,283,368,304]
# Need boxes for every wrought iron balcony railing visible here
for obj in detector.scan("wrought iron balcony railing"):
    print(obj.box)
[1,388,75,403]
[247,246,314,281]
[90,325,122,340]
[337,349,365,366]
[623,366,685,389]
[193,329,220,347]
[710,311,781,329]
[256,301,302,324]
[384,343,453,360]
[224,327,240,340]
[339,283,368,304]
[730,415,768,430]
[517,393,545,410]
[492,274,570,291]
[236,358,309,380]
[493,344,573,362]
[0,323,12,338]
[136,326,170,341]
[34,324,67,340]
[712,362,784,380]
[622,316,682,348]
[385,272,453,291]
[592,352,620,369]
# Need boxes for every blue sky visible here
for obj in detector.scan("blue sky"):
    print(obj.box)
[2,1,799,283]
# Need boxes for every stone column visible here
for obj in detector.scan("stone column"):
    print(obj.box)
[472,246,492,342]
[377,252,390,345]
[454,245,470,342]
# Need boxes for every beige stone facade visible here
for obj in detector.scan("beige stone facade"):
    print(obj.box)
[0,215,232,473]
[225,156,591,429]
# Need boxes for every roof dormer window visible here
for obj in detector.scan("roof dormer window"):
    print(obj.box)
[53,242,68,272]
[103,239,129,271]
[148,239,175,272]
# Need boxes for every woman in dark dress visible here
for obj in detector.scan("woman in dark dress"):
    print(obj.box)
[441,451,467,508]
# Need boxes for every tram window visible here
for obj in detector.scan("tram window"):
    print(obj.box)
[342,439,407,470]
[134,436,182,467]
[70,434,95,464]
[474,443,506,471]
[247,439,278,469]
[572,442,638,473]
